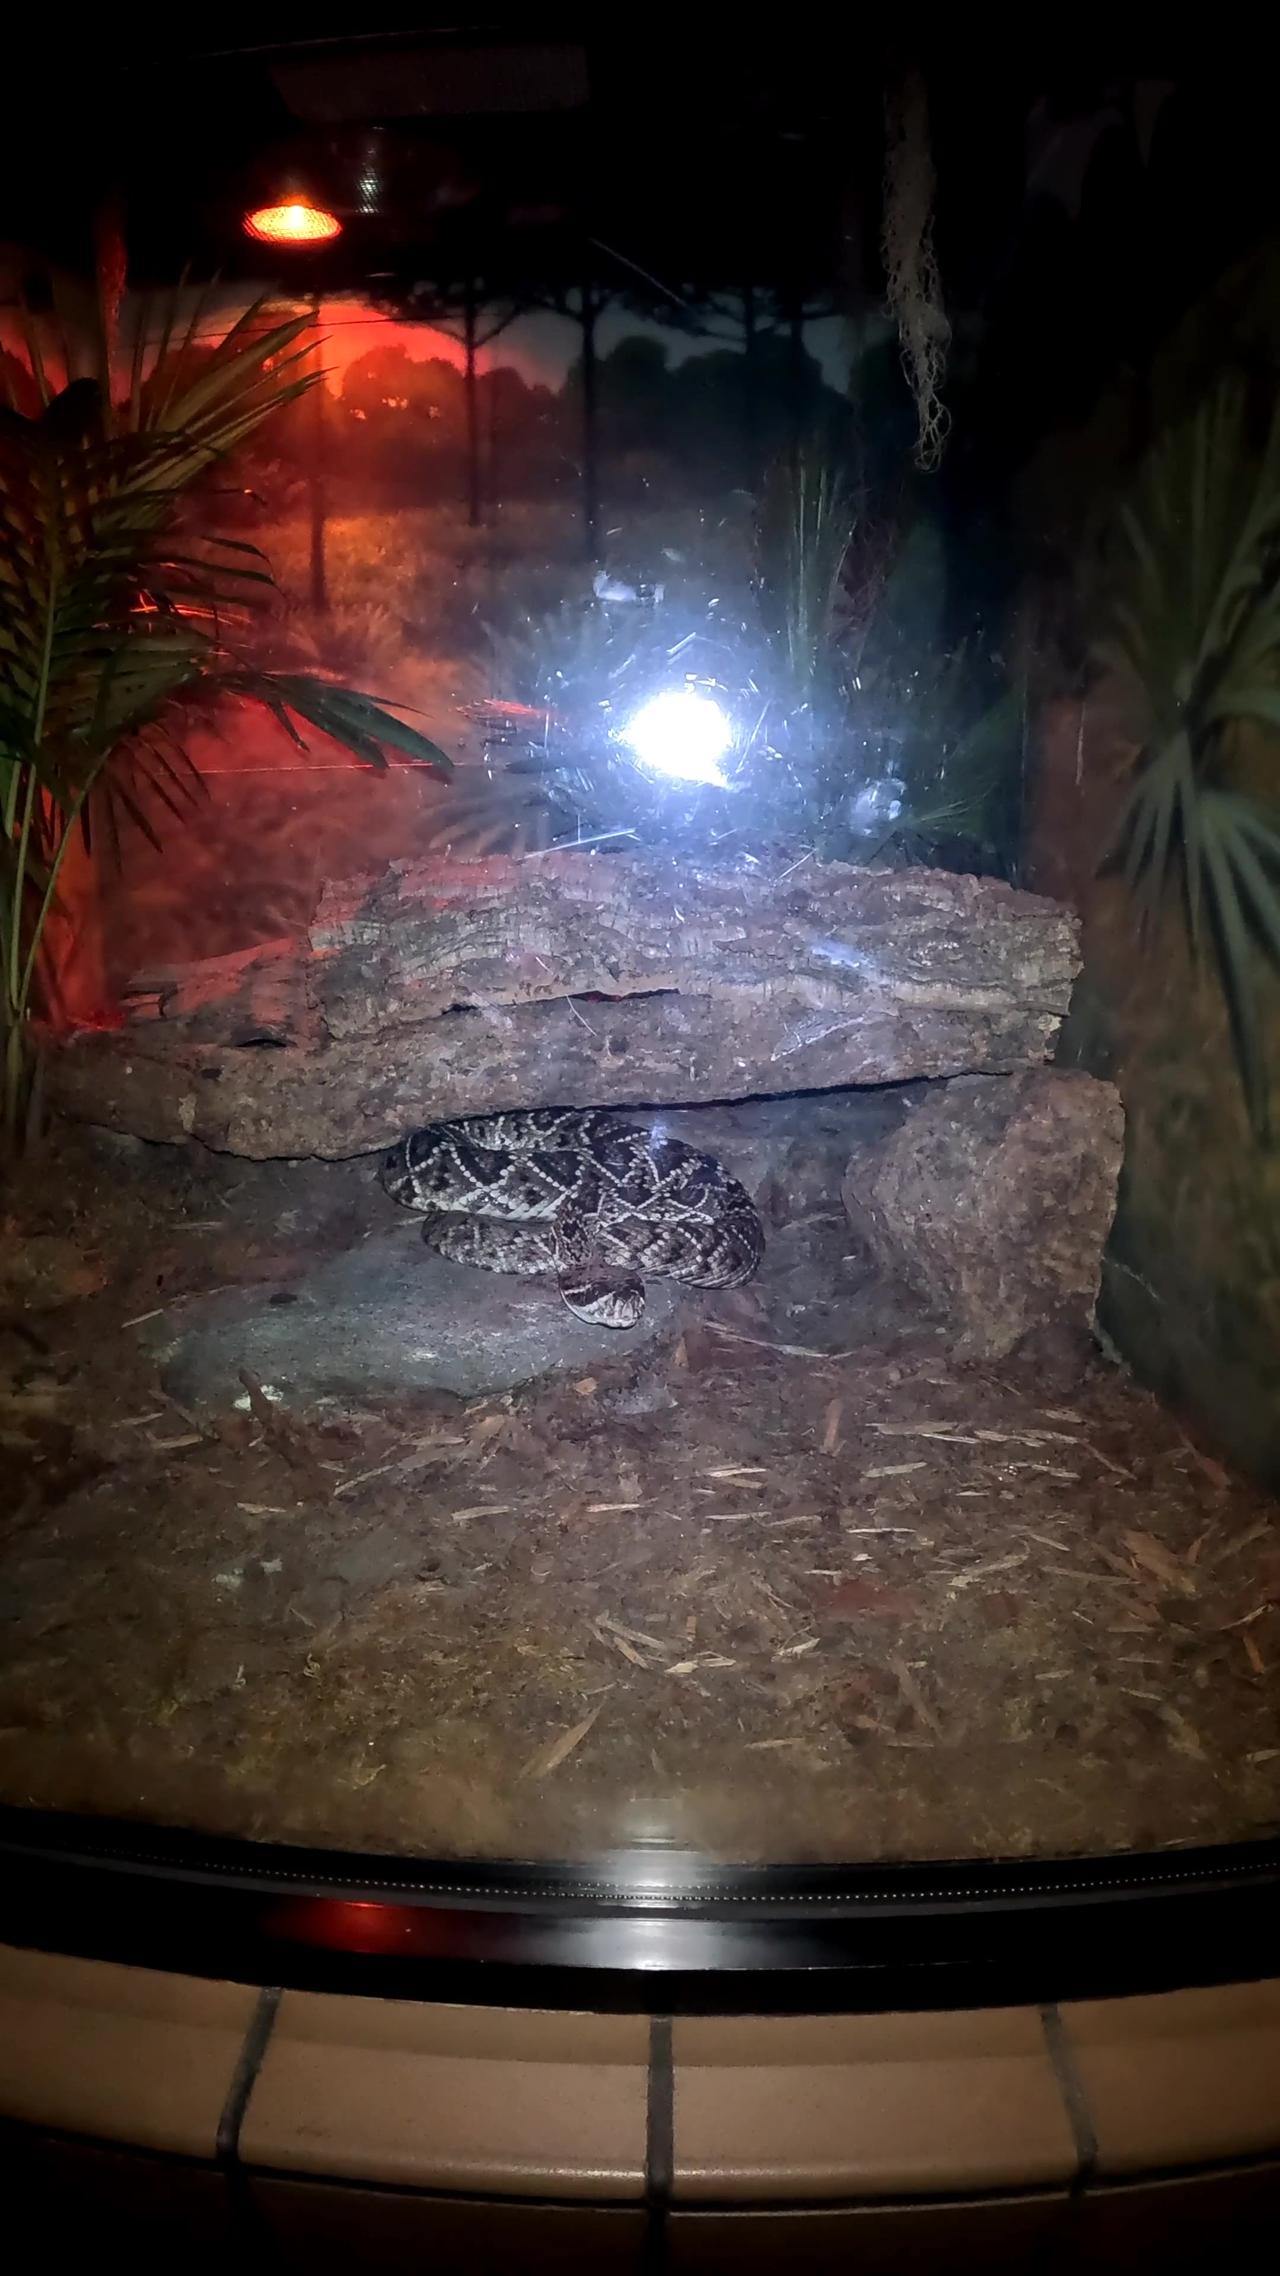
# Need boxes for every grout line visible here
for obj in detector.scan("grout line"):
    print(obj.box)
[1040,2002,1099,2191]
[216,1984,281,2166]
[643,2014,675,2269]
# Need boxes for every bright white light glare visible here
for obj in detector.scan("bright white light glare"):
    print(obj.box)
[621,690,732,786]
[848,776,906,831]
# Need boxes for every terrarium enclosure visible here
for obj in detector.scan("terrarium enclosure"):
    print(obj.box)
[2,29,1279,1875]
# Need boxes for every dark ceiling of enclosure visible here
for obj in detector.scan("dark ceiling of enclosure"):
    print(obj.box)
[2,11,1278,500]
[2,20,1262,302]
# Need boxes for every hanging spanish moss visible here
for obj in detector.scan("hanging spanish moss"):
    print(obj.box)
[882,69,951,470]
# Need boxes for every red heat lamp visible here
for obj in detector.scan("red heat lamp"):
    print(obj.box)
[243,196,342,246]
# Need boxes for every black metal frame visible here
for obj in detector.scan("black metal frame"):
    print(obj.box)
[3,1805,1279,2013]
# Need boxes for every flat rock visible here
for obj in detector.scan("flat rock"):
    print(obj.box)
[46,854,1081,1157]
[153,1228,682,1406]
[842,1069,1124,1361]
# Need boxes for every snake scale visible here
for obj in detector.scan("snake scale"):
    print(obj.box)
[381,1107,764,1328]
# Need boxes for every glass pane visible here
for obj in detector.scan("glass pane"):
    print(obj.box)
[2,35,1277,1876]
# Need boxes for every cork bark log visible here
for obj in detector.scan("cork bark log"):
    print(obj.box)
[45,852,1082,1160]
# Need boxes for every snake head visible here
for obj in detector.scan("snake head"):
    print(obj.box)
[379,1141,414,1205]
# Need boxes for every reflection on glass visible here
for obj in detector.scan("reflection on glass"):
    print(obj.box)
[1,43,1278,1881]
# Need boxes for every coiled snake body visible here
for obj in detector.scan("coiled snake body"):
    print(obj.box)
[381,1108,764,1328]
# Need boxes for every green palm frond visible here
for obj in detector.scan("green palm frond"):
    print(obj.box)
[1,283,451,1146]
[755,451,857,704]
[1100,374,1280,1134]
[215,672,450,769]
[895,677,1023,856]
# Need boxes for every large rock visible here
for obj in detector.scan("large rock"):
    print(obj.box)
[46,852,1081,1158]
[147,1087,929,1406]
[153,1229,682,1407]
[842,1070,1124,1360]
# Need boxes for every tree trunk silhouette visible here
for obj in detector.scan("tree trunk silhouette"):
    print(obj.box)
[742,281,760,487]
[580,273,600,559]
[785,286,807,463]
[462,275,481,529]
[306,297,328,613]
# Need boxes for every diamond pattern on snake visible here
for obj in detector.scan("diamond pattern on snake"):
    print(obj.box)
[381,1108,764,1328]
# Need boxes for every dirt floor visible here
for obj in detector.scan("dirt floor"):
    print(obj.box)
[2,1121,1279,1868]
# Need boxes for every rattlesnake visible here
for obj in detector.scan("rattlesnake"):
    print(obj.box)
[381,1108,764,1328]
